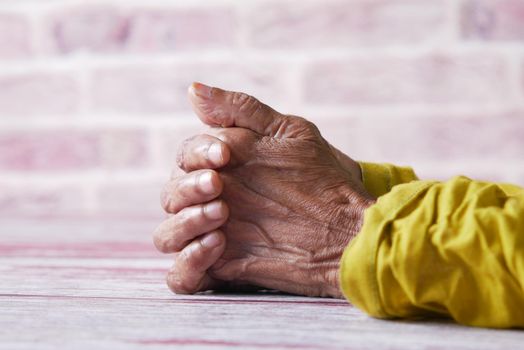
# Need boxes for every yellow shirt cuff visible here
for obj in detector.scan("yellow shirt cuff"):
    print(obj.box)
[358,162,418,198]
[339,180,434,318]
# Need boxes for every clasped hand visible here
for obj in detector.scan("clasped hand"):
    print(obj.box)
[153,83,375,298]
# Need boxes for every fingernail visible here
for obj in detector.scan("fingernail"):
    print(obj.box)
[204,201,224,220]
[207,143,222,165]
[198,172,215,194]
[192,82,213,99]
[201,232,221,249]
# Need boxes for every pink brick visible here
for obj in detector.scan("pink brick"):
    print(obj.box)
[0,14,32,59]
[522,59,524,97]
[89,63,290,114]
[335,111,524,164]
[303,115,361,156]
[126,8,235,51]
[48,6,129,54]
[90,67,186,114]
[415,164,522,184]
[95,181,165,219]
[0,73,79,116]
[462,0,524,41]
[305,54,510,105]
[0,184,86,219]
[47,5,235,54]
[0,129,148,171]
[246,0,446,48]
[98,129,150,169]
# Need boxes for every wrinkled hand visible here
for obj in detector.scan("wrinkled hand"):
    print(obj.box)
[153,83,375,297]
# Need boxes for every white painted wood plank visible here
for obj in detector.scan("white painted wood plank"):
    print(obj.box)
[2,293,524,350]
[0,219,159,258]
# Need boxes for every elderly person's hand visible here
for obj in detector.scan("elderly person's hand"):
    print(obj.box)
[153,83,376,297]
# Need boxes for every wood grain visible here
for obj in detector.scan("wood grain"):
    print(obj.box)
[1,219,523,349]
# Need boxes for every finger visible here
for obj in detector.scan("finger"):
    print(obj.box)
[177,134,231,172]
[188,82,288,138]
[166,230,226,294]
[161,169,223,214]
[153,200,229,253]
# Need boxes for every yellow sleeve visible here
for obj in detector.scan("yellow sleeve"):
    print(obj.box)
[340,176,524,328]
[358,162,418,198]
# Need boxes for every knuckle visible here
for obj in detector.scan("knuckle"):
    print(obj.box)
[160,181,173,212]
[295,116,318,132]
[191,240,206,262]
[153,233,172,254]
[208,86,218,99]
[179,248,193,266]
[203,141,220,165]
[216,130,234,146]
[179,207,200,233]
[166,272,194,294]
[288,115,322,139]
[161,178,186,213]
[170,239,184,253]
[176,146,186,170]
[176,149,184,169]
[180,244,205,270]
[233,92,260,117]
[176,135,197,170]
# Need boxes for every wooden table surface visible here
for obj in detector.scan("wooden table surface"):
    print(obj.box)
[2,218,523,350]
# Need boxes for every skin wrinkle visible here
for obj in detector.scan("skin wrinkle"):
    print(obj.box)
[221,170,357,284]
[160,175,195,213]
[237,234,316,262]
[176,134,198,169]
[213,256,256,281]
[198,97,223,124]
[223,163,361,291]
[230,161,357,245]
[235,218,276,247]
[253,143,344,181]
[233,176,348,246]
[234,152,325,202]
[223,242,309,264]
[234,93,281,138]
[154,216,178,252]
[273,117,293,139]
[226,171,297,218]
[162,175,188,213]
[221,156,354,278]
[160,186,172,213]
[214,250,323,295]
[196,141,214,167]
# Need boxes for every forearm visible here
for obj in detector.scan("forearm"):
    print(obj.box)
[340,176,524,328]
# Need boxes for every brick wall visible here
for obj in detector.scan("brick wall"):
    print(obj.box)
[0,0,523,219]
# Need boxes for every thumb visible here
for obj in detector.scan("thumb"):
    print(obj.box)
[188,82,289,137]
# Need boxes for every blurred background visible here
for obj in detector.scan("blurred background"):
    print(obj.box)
[0,0,523,221]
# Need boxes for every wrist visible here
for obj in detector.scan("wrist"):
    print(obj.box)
[326,193,376,298]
